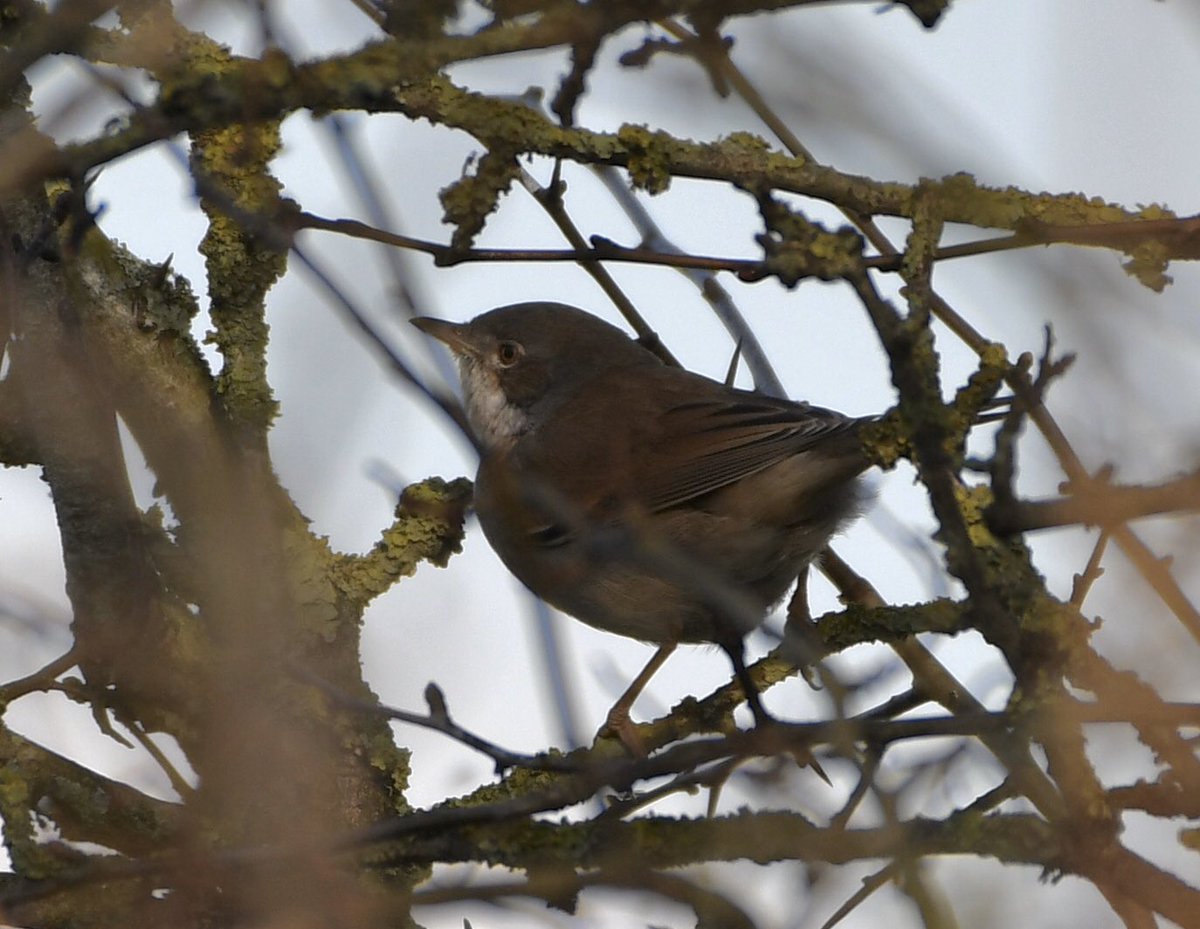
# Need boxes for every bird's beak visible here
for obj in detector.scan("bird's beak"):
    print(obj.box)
[411,316,475,357]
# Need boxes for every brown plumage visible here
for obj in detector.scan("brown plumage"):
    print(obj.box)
[414,302,872,748]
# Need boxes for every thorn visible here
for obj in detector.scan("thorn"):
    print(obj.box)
[724,338,743,387]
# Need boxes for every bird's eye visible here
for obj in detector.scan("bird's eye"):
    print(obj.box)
[496,341,522,367]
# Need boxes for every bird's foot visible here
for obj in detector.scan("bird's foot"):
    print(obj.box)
[599,704,647,757]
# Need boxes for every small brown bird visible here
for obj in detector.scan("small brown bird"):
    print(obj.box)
[413,302,871,750]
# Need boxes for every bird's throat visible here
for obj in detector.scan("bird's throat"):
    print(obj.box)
[459,359,528,449]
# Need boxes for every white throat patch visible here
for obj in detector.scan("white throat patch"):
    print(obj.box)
[458,357,529,449]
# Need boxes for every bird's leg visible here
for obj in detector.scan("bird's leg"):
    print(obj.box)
[718,634,772,727]
[783,563,824,688]
[600,641,677,755]
[723,631,831,783]
[784,562,812,627]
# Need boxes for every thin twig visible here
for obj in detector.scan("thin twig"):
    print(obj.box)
[0,647,79,702]
[294,667,581,774]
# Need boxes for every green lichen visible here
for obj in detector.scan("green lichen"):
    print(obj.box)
[859,411,910,469]
[334,477,472,606]
[719,131,773,158]
[43,774,172,850]
[0,764,60,879]
[365,727,414,807]
[954,342,1009,422]
[403,75,572,153]
[815,598,967,651]
[0,765,31,811]
[1018,594,1094,657]
[76,231,203,339]
[194,116,287,436]
[934,173,1025,229]
[953,482,1041,611]
[902,182,944,284]
[956,483,1003,551]
[440,147,521,252]
[752,191,864,285]
[451,758,572,810]
[283,527,342,643]
[1122,240,1172,292]
[617,123,674,194]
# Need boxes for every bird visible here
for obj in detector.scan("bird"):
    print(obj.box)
[412,301,873,752]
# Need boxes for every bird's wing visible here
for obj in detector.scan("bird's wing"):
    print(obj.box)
[640,393,866,512]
